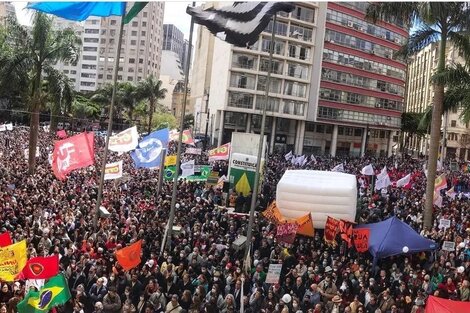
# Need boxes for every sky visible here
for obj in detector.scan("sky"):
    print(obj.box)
[13,1,194,40]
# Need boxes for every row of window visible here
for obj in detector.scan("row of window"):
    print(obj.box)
[230,72,308,98]
[326,9,406,45]
[321,68,405,96]
[250,37,313,62]
[265,20,314,43]
[319,88,403,111]
[277,5,316,24]
[318,106,401,127]
[232,53,310,80]
[339,3,404,27]
[325,29,395,59]
[323,49,405,80]
[227,92,306,116]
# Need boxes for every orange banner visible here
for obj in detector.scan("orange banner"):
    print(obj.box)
[262,201,283,224]
[116,240,142,271]
[290,214,314,237]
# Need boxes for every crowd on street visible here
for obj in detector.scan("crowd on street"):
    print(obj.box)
[0,127,469,313]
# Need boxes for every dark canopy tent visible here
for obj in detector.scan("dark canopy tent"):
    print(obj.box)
[356,217,437,264]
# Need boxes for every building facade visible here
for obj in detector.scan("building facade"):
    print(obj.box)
[405,42,470,160]
[316,2,407,157]
[191,2,326,154]
[163,24,192,73]
[53,2,165,93]
[0,2,15,26]
[191,2,407,155]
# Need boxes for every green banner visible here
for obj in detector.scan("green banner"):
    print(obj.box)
[164,165,212,181]
[229,153,259,196]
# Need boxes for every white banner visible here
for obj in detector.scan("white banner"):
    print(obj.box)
[181,159,195,177]
[104,160,123,180]
[108,126,139,152]
[24,147,40,160]
[5,123,13,131]
[186,147,202,155]
[266,264,283,284]
[0,125,5,132]
[361,164,374,176]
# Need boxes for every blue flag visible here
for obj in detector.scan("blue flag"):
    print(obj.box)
[131,128,169,168]
[27,2,126,21]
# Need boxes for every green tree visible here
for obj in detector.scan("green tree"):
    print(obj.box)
[0,13,81,174]
[118,82,138,123]
[152,111,177,130]
[366,2,470,229]
[43,68,74,133]
[71,94,102,120]
[136,75,167,134]
[183,113,194,130]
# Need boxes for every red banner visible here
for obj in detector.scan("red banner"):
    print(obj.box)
[17,255,59,280]
[352,228,370,253]
[276,222,299,244]
[208,143,231,162]
[339,219,354,248]
[324,216,340,246]
[52,132,95,180]
[0,232,12,247]
[116,240,142,271]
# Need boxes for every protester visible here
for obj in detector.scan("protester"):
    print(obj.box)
[1,126,470,313]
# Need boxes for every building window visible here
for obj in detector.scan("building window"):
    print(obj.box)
[255,97,280,112]
[224,112,247,127]
[83,46,97,52]
[261,38,285,55]
[305,122,315,132]
[131,40,137,45]
[83,55,97,61]
[129,58,135,64]
[451,120,457,127]
[107,74,112,79]
[257,76,282,94]
[287,63,308,79]
[141,31,146,36]
[85,29,99,34]
[142,21,147,27]
[354,128,362,137]
[128,76,133,81]
[265,20,288,36]
[282,100,305,116]
[232,53,258,70]
[230,73,256,89]
[143,12,147,18]
[110,19,116,25]
[293,6,315,23]
[131,31,137,36]
[228,92,254,109]
[132,21,138,27]
[284,81,307,98]
[84,38,99,43]
[259,58,283,75]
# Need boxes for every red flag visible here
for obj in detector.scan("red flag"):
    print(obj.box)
[353,228,370,253]
[56,129,67,139]
[52,132,95,180]
[0,232,12,247]
[116,240,142,271]
[324,216,340,246]
[182,129,195,145]
[17,255,59,280]
[339,219,354,248]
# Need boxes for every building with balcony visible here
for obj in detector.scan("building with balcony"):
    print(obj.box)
[191,2,325,153]
[405,42,470,160]
[315,2,407,157]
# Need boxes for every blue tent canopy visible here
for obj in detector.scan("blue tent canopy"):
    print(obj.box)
[27,2,126,21]
[356,216,437,261]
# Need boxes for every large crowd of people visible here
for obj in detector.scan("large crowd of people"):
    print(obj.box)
[0,127,469,313]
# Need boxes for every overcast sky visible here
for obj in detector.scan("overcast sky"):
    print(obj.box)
[13,1,195,40]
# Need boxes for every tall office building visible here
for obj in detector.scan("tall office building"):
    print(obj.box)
[316,2,407,157]
[53,2,165,93]
[0,2,15,26]
[163,24,192,72]
[405,42,470,159]
[191,2,325,154]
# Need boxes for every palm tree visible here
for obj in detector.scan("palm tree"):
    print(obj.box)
[118,82,138,123]
[71,94,102,121]
[366,2,470,229]
[43,68,74,133]
[0,13,81,174]
[136,75,167,134]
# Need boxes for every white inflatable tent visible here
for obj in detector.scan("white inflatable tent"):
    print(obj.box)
[276,170,357,229]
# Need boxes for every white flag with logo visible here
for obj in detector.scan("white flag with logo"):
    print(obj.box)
[181,159,195,177]
[108,126,139,152]
[361,164,374,176]
[104,160,123,180]
[284,150,293,161]
[332,164,344,172]
[375,167,391,190]
[396,173,411,187]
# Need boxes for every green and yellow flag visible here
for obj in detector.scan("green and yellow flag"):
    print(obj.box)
[17,273,71,313]
[124,2,149,24]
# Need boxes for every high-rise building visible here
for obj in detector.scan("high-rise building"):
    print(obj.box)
[53,2,165,93]
[163,24,192,72]
[317,2,407,157]
[0,2,15,26]
[191,2,325,153]
[405,42,470,159]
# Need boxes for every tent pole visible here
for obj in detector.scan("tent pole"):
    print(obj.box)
[93,5,127,231]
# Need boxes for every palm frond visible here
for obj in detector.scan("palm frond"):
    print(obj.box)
[365,2,418,27]
[395,25,440,59]
[432,63,470,86]
[448,31,470,64]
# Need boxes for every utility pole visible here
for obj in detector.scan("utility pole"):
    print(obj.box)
[203,90,210,150]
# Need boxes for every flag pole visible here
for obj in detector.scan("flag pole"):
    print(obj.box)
[166,1,195,250]
[93,6,127,231]
[244,14,277,269]
[157,148,167,198]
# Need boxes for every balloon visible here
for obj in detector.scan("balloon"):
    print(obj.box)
[458,266,465,273]
[402,246,409,253]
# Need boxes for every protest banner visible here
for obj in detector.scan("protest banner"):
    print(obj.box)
[353,228,370,253]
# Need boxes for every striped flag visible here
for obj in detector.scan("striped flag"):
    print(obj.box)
[434,174,447,192]
[187,2,296,47]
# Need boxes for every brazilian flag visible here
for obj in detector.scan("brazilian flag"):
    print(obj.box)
[164,166,176,181]
[17,273,71,313]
